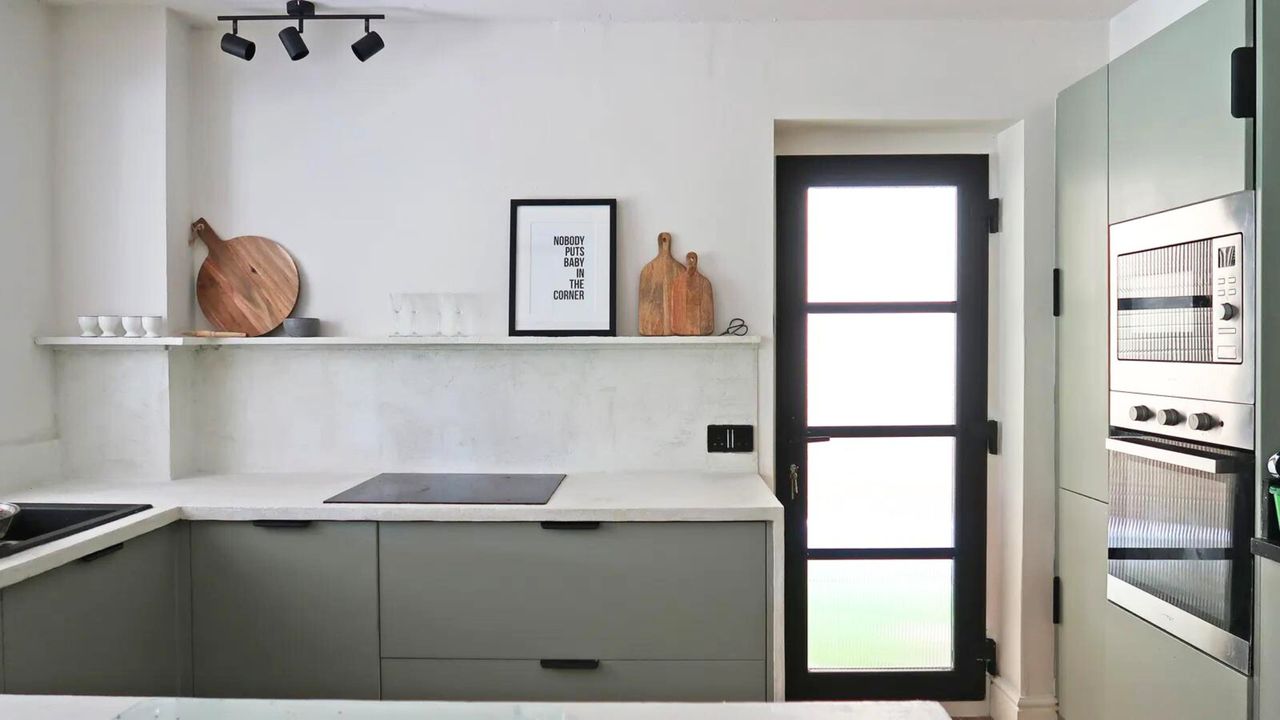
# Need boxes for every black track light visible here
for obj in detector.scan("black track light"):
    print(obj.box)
[279,23,309,61]
[352,19,383,62]
[219,3,384,63]
[221,21,256,61]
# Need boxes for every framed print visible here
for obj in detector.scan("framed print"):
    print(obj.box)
[509,199,617,336]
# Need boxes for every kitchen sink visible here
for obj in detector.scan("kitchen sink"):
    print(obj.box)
[0,503,153,560]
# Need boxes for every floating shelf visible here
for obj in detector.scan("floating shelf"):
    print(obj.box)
[36,335,761,349]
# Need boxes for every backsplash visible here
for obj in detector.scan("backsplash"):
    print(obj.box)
[55,344,758,479]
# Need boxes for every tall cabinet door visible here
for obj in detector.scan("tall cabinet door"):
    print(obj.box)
[1109,0,1253,223]
[1056,490,1107,720]
[1056,66,1109,504]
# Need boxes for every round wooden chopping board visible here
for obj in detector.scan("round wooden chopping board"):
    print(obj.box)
[191,218,300,337]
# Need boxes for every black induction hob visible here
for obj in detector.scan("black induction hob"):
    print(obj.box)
[324,473,566,505]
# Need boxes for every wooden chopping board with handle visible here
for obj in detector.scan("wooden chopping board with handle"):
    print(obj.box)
[667,251,714,336]
[191,218,299,337]
[638,232,685,336]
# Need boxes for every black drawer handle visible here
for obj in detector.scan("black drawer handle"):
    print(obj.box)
[79,543,124,563]
[540,659,600,670]
[252,520,313,529]
[539,521,600,530]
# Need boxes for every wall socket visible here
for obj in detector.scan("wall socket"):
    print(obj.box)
[707,425,754,453]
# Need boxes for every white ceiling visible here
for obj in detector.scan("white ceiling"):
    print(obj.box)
[51,0,1138,24]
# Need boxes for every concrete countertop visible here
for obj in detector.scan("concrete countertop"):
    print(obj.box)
[0,696,950,720]
[0,471,782,590]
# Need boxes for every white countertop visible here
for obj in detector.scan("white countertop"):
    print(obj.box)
[0,696,949,720]
[0,471,781,589]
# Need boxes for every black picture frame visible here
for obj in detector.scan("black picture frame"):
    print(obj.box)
[509,198,618,337]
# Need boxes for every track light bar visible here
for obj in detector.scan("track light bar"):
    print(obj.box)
[217,2,385,62]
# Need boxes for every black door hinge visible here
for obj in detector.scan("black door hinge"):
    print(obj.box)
[1053,576,1063,625]
[1232,47,1256,119]
[986,419,999,455]
[1052,268,1062,317]
[983,637,999,677]
[987,198,1001,234]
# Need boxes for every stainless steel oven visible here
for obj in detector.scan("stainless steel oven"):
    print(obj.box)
[1106,429,1253,672]
[1107,191,1257,674]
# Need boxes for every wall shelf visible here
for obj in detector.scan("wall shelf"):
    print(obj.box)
[35,335,761,349]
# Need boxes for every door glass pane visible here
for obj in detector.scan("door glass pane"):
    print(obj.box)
[808,437,955,549]
[808,559,954,671]
[807,313,956,426]
[807,186,957,303]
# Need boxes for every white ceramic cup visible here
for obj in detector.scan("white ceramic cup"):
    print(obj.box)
[97,315,123,338]
[122,316,144,338]
[77,316,101,337]
[142,316,163,338]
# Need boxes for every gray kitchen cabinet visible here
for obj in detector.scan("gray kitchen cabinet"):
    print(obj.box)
[190,521,379,699]
[1105,603,1248,720]
[1,523,191,696]
[1109,0,1252,223]
[381,659,767,702]
[1056,65,1110,503]
[1257,557,1280,720]
[1055,489,1107,720]
[380,522,766,664]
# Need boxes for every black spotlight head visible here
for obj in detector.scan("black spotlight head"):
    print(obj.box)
[221,31,256,61]
[351,30,384,62]
[279,25,309,61]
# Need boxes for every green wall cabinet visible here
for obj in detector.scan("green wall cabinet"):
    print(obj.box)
[1109,0,1252,223]
[0,523,191,696]
[190,521,380,699]
[1056,66,1110,504]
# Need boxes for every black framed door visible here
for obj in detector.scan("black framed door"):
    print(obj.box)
[776,154,989,700]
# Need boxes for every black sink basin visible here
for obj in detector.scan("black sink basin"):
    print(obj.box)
[0,504,153,560]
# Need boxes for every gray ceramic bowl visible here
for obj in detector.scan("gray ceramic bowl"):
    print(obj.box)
[284,317,321,337]
[0,502,20,538]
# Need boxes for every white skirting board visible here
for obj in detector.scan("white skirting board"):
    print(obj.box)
[991,676,1058,720]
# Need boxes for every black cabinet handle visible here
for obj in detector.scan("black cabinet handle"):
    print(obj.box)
[539,521,600,530]
[252,520,313,529]
[540,659,600,670]
[78,543,124,563]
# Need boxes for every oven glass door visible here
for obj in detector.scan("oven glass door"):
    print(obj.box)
[1106,433,1253,672]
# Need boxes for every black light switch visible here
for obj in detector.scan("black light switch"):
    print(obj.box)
[707,425,754,453]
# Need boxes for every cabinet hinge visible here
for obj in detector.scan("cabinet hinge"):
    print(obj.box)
[1232,47,1256,119]
[1053,576,1062,625]
[986,419,999,455]
[983,637,999,677]
[1052,268,1062,317]
[987,198,1001,234]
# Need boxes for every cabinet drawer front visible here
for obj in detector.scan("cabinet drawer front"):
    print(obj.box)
[381,659,765,702]
[379,522,766,660]
[191,521,380,699]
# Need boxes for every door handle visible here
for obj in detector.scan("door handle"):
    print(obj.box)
[539,521,600,530]
[252,520,313,529]
[789,464,800,501]
[78,543,124,563]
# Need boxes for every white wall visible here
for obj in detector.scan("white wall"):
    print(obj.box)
[186,17,1106,489]
[0,0,58,484]
[1110,0,1212,59]
[52,6,170,327]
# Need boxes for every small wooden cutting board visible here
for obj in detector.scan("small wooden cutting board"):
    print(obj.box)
[191,218,300,338]
[638,232,685,336]
[668,251,714,336]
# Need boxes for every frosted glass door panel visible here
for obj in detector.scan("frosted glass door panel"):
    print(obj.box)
[807,314,956,426]
[807,187,957,303]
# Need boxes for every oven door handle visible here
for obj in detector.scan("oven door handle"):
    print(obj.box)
[1105,438,1237,474]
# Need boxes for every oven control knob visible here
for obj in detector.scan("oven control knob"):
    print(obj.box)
[1219,302,1238,321]
[1129,405,1154,422]
[1188,413,1220,431]
[1157,409,1184,426]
